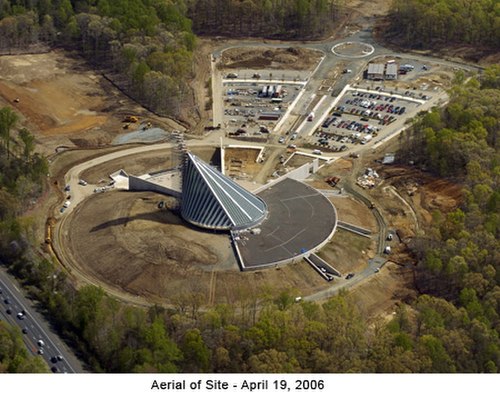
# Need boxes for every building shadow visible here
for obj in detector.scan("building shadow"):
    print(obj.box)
[89,209,182,233]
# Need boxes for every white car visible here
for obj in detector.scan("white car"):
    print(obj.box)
[78,179,87,186]
[278,136,285,144]
[63,200,71,208]
[37,339,45,347]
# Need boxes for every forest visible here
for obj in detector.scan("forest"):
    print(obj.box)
[0,0,499,374]
[0,0,196,117]
[387,0,500,50]
[185,0,343,38]
[1,68,499,373]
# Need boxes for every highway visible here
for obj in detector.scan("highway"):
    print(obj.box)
[0,266,84,373]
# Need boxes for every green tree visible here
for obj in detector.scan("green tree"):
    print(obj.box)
[0,107,19,158]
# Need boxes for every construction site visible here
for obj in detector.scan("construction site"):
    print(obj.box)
[0,29,467,318]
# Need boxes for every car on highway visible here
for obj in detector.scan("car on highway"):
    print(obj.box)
[17,312,25,320]
[37,339,45,347]
[6,308,12,314]
[22,327,28,334]
[4,297,10,304]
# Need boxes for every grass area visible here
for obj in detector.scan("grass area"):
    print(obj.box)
[318,229,374,273]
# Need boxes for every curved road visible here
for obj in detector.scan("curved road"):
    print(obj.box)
[52,23,482,307]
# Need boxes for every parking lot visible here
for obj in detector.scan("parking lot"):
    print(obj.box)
[223,80,303,139]
[307,88,425,152]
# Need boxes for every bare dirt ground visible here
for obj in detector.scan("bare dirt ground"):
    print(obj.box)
[224,147,262,179]
[376,165,463,232]
[345,0,391,18]
[330,196,378,231]
[347,261,416,320]
[382,67,458,92]
[62,189,336,303]
[220,47,323,71]
[286,154,327,169]
[318,229,375,275]
[314,137,462,320]
[0,51,183,153]
[317,158,353,179]
[186,39,217,133]
[80,150,174,184]
[78,144,219,184]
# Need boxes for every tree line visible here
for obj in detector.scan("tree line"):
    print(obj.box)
[397,66,500,371]
[186,0,343,38]
[387,0,500,50]
[0,0,196,118]
[1,73,499,372]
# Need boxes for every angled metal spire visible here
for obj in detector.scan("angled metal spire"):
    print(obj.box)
[181,153,267,230]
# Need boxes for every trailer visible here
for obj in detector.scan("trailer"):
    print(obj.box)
[259,112,281,121]
[274,85,282,97]
[268,85,275,98]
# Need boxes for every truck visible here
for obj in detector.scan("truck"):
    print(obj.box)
[123,115,139,123]
[307,111,315,121]
[361,134,373,144]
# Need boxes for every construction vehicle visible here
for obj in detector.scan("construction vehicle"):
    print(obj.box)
[45,218,56,244]
[325,176,340,187]
[122,115,139,123]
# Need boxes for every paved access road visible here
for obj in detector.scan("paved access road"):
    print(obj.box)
[0,266,84,373]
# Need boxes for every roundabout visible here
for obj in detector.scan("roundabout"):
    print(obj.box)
[331,41,375,58]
